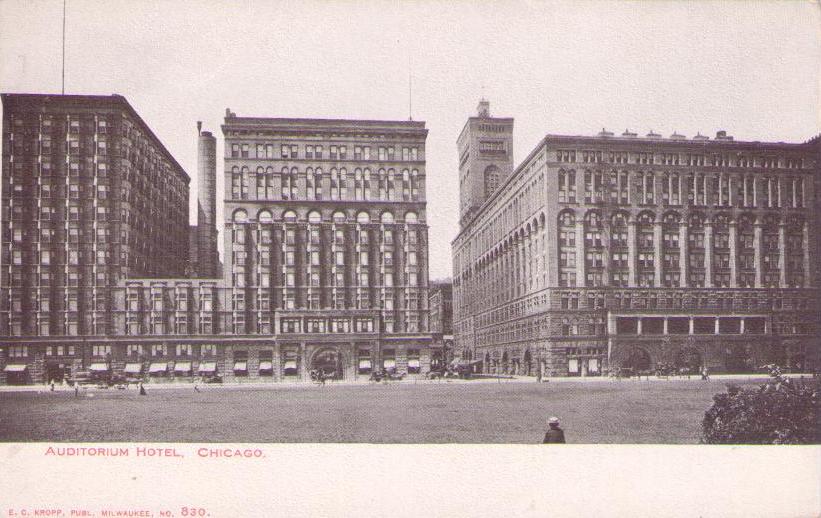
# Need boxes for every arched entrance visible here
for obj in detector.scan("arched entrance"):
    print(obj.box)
[310,347,344,380]
[724,344,751,373]
[675,347,702,374]
[624,347,651,372]
[485,352,491,374]
[501,351,509,374]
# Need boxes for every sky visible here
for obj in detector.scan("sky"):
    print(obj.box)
[1,0,819,280]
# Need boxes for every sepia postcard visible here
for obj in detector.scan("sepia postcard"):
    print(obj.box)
[0,1,819,516]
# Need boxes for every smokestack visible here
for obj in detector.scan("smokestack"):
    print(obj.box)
[196,127,218,277]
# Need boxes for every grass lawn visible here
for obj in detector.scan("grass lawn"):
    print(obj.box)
[0,378,765,443]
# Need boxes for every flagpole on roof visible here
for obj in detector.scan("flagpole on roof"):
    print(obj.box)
[61,0,66,94]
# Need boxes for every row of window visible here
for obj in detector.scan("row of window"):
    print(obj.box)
[557,170,806,208]
[229,143,420,161]
[231,208,420,225]
[555,149,806,169]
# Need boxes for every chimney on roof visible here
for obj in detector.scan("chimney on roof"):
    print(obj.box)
[646,130,662,139]
[225,108,236,118]
[715,130,733,141]
[670,131,686,140]
[597,128,614,137]
[622,129,638,138]
[477,99,490,118]
[196,121,202,135]
[692,132,709,141]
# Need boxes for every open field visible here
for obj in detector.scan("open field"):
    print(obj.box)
[0,378,773,443]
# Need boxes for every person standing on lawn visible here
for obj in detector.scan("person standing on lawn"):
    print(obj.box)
[543,416,566,444]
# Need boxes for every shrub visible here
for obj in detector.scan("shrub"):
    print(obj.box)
[702,365,820,444]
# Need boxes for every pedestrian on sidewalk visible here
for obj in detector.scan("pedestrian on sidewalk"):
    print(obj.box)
[139,381,147,395]
[543,416,566,444]
[701,366,710,381]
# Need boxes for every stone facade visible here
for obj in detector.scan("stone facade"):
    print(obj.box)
[453,102,821,376]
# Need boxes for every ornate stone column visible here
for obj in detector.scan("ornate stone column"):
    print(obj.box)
[729,220,738,288]
[576,220,586,287]
[679,224,688,287]
[753,222,763,288]
[627,220,637,287]
[653,221,662,287]
[778,222,786,288]
[704,221,713,288]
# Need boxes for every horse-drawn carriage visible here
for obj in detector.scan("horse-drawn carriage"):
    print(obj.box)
[369,368,405,383]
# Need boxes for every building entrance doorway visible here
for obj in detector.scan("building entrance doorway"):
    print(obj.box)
[675,348,702,374]
[624,347,651,372]
[310,347,343,380]
[46,362,69,383]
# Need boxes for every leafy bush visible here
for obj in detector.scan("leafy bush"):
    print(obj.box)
[702,366,820,444]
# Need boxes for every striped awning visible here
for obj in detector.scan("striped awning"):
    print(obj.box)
[198,361,217,373]
[3,364,27,372]
[174,361,192,373]
[124,363,142,374]
[89,363,110,372]
[149,362,168,373]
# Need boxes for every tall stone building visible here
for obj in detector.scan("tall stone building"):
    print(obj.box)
[0,94,190,338]
[0,97,437,384]
[457,100,514,228]
[452,101,820,376]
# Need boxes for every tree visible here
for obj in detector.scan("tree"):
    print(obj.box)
[702,366,820,444]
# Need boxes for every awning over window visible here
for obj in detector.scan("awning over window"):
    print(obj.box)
[3,364,28,372]
[283,360,297,370]
[258,361,273,371]
[233,361,247,372]
[358,359,372,369]
[383,359,396,369]
[408,359,420,369]
[198,362,217,373]
[89,363,110,372]
[174,361,192,373]
[149,362,168,373]
[124,363,142,374]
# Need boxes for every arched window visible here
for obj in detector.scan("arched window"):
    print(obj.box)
[306,167,315,200]
[611,212,628,228]
[330,168,339,200]
[662,212,680,226]
[354,168,363,200]
[357,211,371,224]
[387,168,396,200]
[558,210,575,227]
[314,168,323,200]
[380,211,394,224]
[283,210,297,223]
[332,211,346,224]
[339,168,348,199]
[363,168,371,201]
[584,210,601,228]
[233,209,248,223]
[402,169,410,201]
[307,210,322,224]
[484,165,501,198]
[257,210,273,223]
[404,211,418,224]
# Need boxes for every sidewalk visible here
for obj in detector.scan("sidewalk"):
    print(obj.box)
[1,372,810,392]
